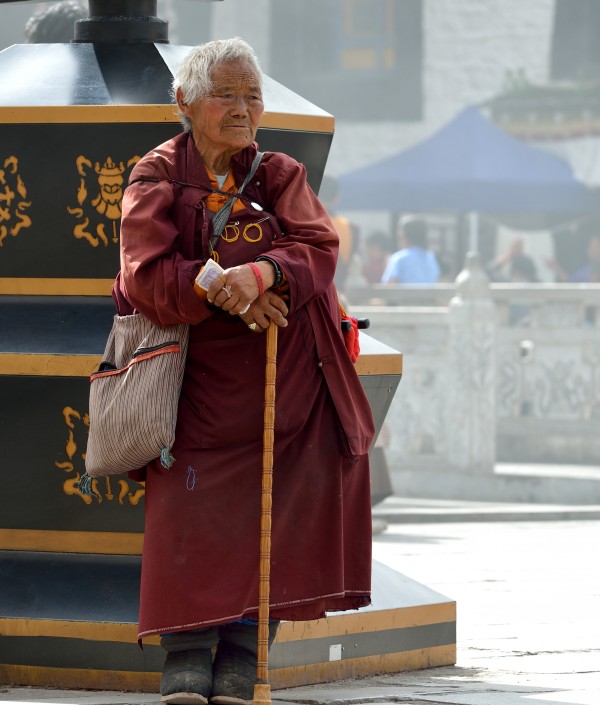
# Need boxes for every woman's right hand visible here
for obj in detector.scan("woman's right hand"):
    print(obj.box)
[240,290,289,332]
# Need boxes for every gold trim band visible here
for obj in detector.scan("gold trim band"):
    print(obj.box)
[0,278,114,296]
[0,106,334,133]
[354,353,403,376]
[0,351,402,378]
[0,618,155,644]
[0,353,99,377]
[277,603,456,640]
[0,664,160,693]
[0,529,143,555]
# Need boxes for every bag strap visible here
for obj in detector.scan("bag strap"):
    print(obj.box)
[209,151,264,252]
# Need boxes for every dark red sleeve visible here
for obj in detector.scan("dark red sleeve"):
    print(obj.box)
[258,155,339,311]
[118,179,212,326]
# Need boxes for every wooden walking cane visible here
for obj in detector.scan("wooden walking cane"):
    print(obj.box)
[253,320,278,705]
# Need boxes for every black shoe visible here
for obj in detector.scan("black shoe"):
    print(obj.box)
[210,641,256,705]
[160,648,213,705]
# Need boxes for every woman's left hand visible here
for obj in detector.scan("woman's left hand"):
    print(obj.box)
[240,291,289,332]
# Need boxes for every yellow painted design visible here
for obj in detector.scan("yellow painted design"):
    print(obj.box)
[0,155,32,247]
[67,154,140,247]
[120,479,145,505]
[54,405,145,506]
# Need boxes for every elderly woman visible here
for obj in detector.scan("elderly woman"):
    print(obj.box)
[115,38,374,704]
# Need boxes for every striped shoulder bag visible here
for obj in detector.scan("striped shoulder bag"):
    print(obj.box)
[81,314,189,486]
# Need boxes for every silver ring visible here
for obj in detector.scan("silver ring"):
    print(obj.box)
[239,304,250,315]
[222,284,233,298]
[248,322,257,331]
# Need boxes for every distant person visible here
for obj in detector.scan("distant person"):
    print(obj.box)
[570,234,600,283]
[546,234,600,283]
[361,230,392,284]
[486,237,540,325]
[546,233,600,326]
[381,217,440,284]
[487,237,539,283]
[319,175,360,293]
[509,253,539,282]
[24,1,87,43]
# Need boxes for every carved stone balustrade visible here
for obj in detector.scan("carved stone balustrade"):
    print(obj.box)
[349,279,600,479]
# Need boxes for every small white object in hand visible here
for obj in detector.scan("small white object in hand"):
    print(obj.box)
[195,259,224,291]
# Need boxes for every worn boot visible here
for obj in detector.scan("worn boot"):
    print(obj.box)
[160,627,219,704]
[210,621,279,705]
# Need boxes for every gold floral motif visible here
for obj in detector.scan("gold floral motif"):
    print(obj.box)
[0,156,32,246]
[55,405,145,505]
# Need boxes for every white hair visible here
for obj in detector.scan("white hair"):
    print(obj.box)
[172,37,263,132]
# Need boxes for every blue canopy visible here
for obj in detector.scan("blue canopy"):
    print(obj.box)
[337,107,599,213]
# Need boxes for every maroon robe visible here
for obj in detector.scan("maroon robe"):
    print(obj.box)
[116,133,375,641]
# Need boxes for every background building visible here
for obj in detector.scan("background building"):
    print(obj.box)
[2,0,597,277]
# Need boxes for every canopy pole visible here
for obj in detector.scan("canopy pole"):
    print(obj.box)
[468,211,479,252]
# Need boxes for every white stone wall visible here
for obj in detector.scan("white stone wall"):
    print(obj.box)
[329,0,556,176]
[356,307,451,471]
[353,284,600,469]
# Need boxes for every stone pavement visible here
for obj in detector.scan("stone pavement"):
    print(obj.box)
[2,496,599,705]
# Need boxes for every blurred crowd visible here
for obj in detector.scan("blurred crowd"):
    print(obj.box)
[322,176,600,295]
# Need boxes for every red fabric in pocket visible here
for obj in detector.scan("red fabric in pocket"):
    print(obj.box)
[340,310,360,363]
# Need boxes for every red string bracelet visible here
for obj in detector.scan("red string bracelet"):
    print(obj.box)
[248,262,265,297]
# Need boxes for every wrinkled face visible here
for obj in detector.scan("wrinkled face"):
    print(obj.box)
[179,59,264,157]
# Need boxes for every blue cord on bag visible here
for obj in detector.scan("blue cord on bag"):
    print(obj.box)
[161,447,175,469]
[77,472,102,500]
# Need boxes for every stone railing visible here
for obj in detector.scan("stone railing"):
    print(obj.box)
[349,257,600,472]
